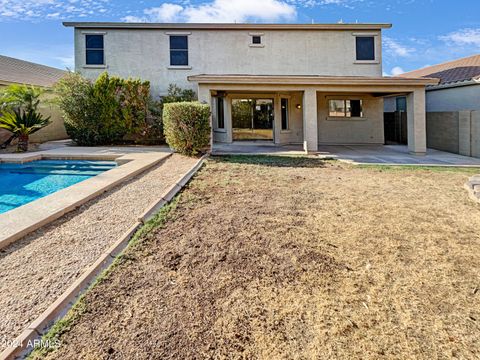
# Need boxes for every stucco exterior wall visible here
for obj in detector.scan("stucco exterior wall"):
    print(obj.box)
[30,105,68,143]
[426,84,480,112]
[317,93,384,144]
[75,28,383,97]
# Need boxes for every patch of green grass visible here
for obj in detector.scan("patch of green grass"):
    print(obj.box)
[212,155,331,168]
[357,164,480,174]
[27,197,180,359]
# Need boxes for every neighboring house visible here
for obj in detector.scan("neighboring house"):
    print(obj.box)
[64,22,436,154]
[0,55,68,143]
[0,55,66,88]
[385,54,480,112]
[384,55,480,157]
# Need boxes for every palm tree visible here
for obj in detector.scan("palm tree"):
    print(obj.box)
[0,109,50,152]
[0,84,44,113]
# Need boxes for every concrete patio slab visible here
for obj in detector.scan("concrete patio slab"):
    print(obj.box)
[212,142,480,167]
[212,142,306,156]
[317,145,480,166]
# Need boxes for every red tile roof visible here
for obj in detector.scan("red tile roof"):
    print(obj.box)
[399,54,480,85]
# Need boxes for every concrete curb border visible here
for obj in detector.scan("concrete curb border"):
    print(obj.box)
[0,154,207,360]
[0,153,171,251]
[465,175,480,203]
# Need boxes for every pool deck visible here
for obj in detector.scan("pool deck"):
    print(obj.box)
[0,142,172,250]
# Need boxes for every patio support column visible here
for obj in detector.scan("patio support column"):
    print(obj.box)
[198,85,213,152]
[406,88,427,155]
[303,88,318,153]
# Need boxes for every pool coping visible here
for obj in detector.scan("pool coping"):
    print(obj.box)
[0,152,172,251]
[0,154,207,360]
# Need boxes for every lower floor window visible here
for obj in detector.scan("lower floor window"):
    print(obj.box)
[328,99,363,118]
[281,98,289,130]
[217,97,225,129]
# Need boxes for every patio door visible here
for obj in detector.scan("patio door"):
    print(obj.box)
[231,98,274,141]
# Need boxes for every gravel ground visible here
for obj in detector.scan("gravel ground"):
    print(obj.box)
[38,156,480,360]
[0,154,198,351]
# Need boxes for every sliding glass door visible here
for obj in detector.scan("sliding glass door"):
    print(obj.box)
[231,98,274,141]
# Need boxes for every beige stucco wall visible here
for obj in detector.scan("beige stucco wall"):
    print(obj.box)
[317,93,384,144]
[75,28,383,97]
[29,104,68,143]
[0,86,68,144]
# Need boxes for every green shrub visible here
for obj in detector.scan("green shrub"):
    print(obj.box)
[55,72,162,146]
[163,102,211,156]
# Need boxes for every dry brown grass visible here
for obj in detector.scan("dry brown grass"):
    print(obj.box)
[40,156,480,359]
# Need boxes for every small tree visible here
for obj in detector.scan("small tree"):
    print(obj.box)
[0,84,50,151]
[0,84,44,113]
[163,102,210,156]
[0,109,50,152]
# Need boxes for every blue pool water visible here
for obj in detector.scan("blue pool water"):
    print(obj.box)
[0,160,117,214]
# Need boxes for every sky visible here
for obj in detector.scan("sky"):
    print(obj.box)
[0,0,479,76]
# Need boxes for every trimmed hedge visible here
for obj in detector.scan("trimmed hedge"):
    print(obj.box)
[163,102,211,156]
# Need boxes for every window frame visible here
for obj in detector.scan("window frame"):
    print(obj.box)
[328,99,364,119]
[249,32,265,48]
[169,35,189,67]
[85,34,105,66]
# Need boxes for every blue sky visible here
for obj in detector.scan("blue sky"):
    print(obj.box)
[0,0,479,76]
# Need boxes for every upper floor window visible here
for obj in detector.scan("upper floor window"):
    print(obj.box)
[355,36,375,61]
[170,35,188,66]
[252,35,262,45]
[328,99,363,118]
[85,34,104,65]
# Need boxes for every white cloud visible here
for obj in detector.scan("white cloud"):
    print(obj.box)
[145,4,183,22]
[0,0,109,20]
[391,66,404,75]
[383,66,405,77]
[123,0,296,23]
[383,36,413,57]
[439,28,480,48]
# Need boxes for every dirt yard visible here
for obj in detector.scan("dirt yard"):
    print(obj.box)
[36,156,480,359]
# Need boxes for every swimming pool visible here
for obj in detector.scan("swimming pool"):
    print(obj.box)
[0,160,117,214]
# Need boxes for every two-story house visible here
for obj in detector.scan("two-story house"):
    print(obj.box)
[63,22,437,154]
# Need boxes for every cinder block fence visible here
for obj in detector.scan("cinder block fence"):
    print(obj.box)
[426,111,480,158]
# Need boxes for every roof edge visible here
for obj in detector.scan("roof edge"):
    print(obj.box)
[62,22,392,30]
[187,74,438,86]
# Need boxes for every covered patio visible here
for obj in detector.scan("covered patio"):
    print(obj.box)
[189,74,439,155]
